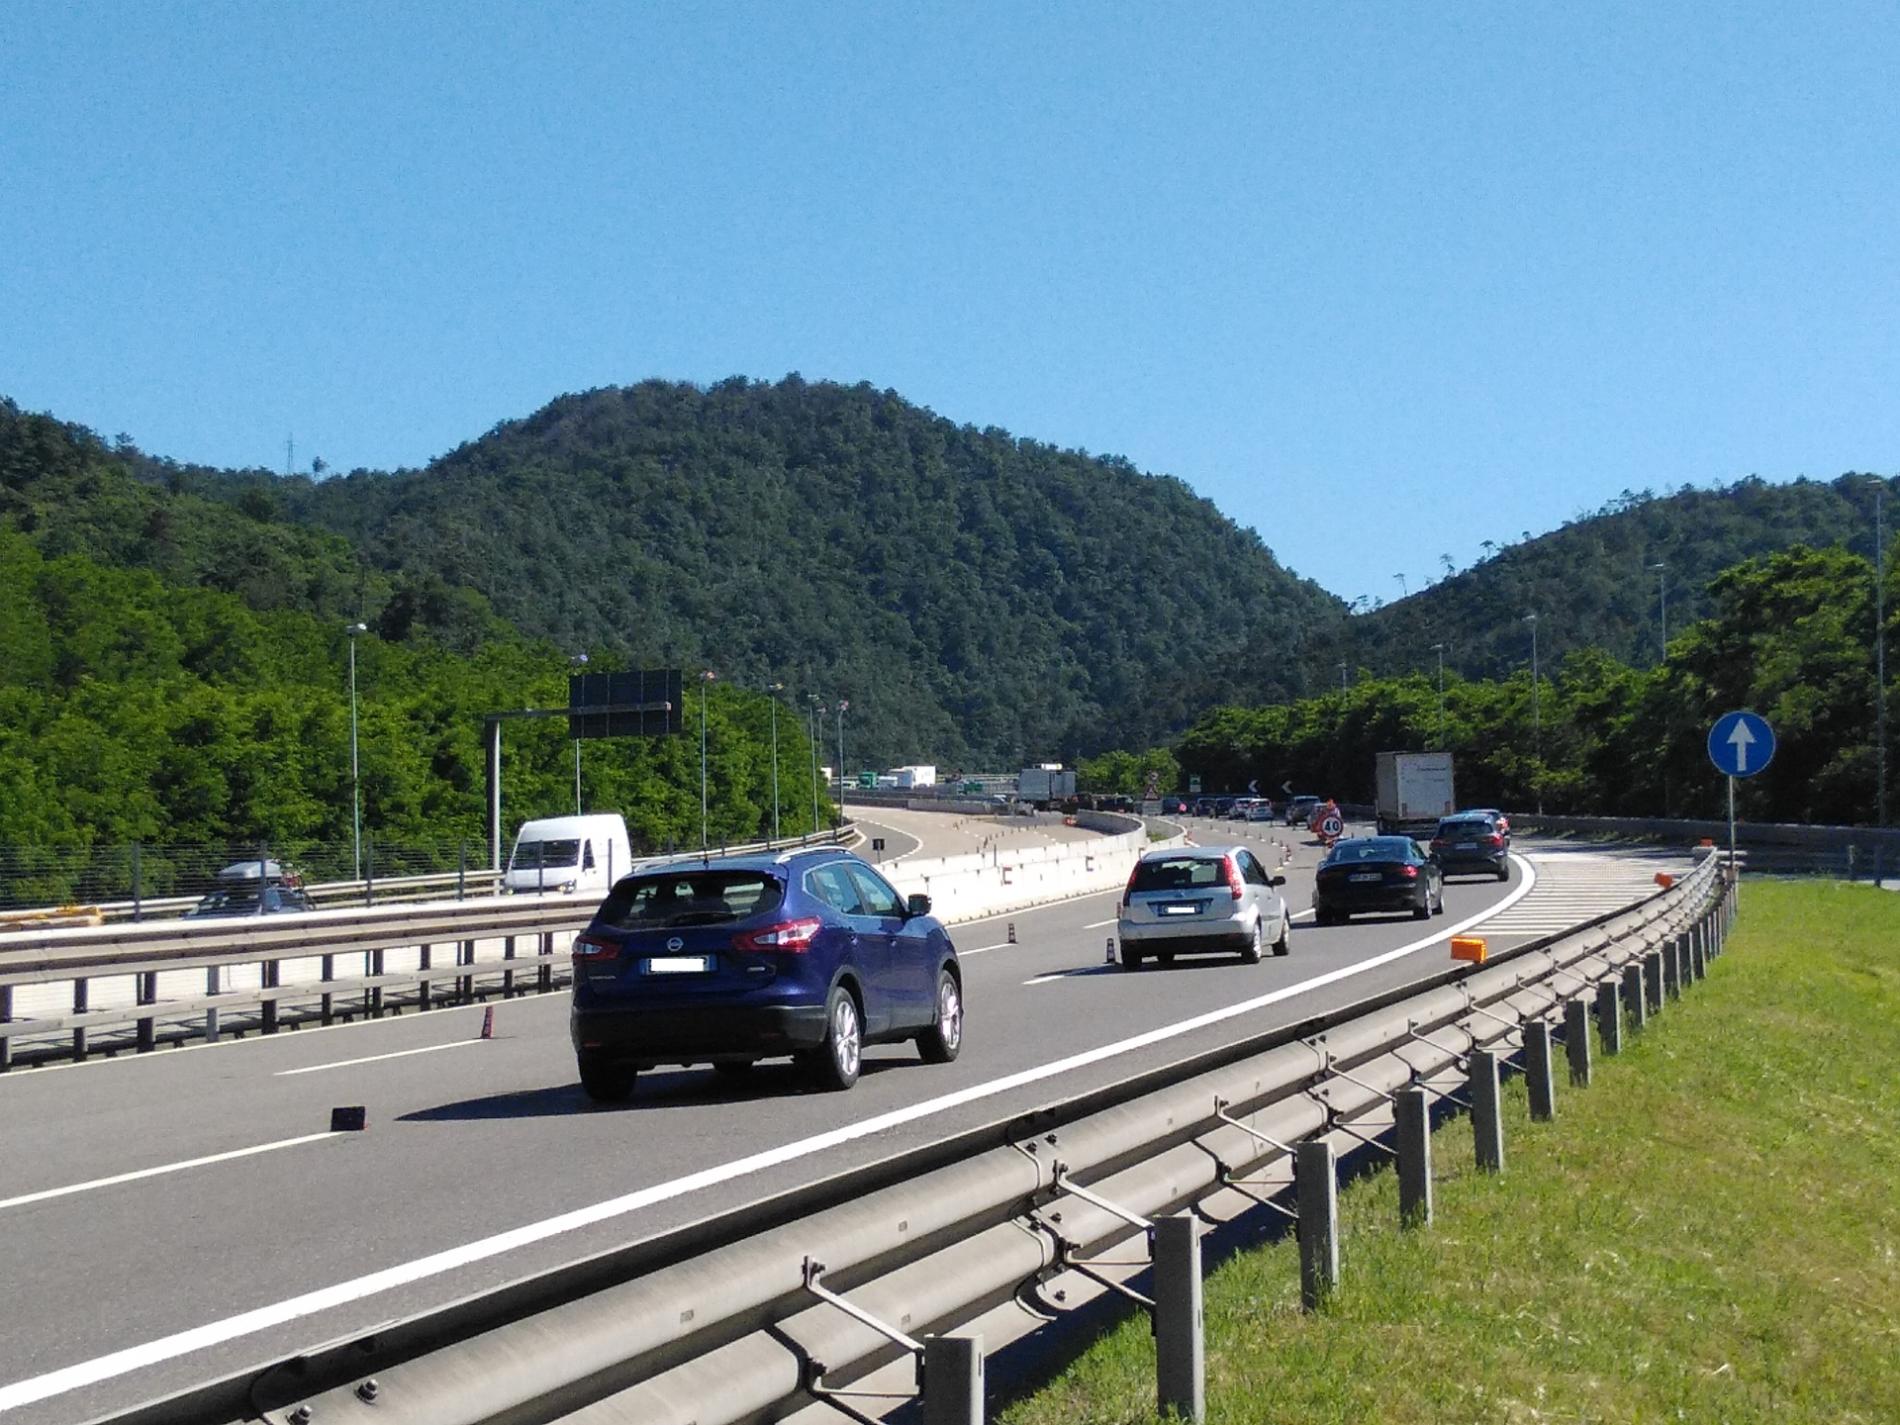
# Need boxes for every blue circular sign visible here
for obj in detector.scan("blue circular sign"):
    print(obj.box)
[1707,710,1776,778]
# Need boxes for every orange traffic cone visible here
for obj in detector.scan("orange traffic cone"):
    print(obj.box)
[479,1005,494,1040]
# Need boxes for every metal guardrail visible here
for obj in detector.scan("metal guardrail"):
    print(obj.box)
[1509,812,1899,880]
[86,852,1730,1425]
[0,827,858,1070]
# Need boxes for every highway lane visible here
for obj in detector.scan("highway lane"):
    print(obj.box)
[0,833,1668,1423]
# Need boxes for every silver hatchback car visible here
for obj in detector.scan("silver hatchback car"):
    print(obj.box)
[1115,846,1292,969]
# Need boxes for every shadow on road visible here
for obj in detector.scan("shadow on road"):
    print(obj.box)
[397,1058,911,1119]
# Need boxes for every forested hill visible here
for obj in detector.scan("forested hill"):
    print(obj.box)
[1329,473,1895,687]
[256,377,1347,765]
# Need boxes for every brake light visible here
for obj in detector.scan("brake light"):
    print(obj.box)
[1123,865,1141,908]
[733,917,822,953]
[1224,856,1245,902]
[1400,865,1419,879]
[1486,834,1503,848]
[573,933,620,961]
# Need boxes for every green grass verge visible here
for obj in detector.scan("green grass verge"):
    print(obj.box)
[1001,881,1900,1424]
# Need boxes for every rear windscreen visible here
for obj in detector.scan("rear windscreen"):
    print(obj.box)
[595,870,784,928]
[1439,820,1493,835]
[1130,857,1226,892]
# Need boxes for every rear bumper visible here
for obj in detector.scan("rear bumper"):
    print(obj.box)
[570,1002,830,1066]
[1315,886,1423,915]
[1437,852,1507,875]
[1118,916,1251,951]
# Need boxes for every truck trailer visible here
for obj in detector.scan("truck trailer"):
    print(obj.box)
[1374,751,1456,836]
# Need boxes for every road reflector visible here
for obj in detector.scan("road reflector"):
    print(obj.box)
[1451,936,1488,964]
[1654,872,1675,889]
[1105,937,1116,964]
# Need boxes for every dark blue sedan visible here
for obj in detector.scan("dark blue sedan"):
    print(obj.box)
[569,848,963,1101]
[1312,836,1445,924]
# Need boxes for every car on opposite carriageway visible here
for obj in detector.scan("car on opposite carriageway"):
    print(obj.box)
[568,847,962,1102]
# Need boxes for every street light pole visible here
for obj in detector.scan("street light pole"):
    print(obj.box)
[836,700,849,820]
[699,670,716,851]
[346,622,367,880]
[807,694,822,833]
[1431,642,1446,749]
[569,652,589,815]
[1525,612,1542,814]
[1646,562,1668,661]
[1337,662,1348,693]
[765,682,784,842]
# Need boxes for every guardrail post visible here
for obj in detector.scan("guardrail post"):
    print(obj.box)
[1297,1140,1339,1309]
[370,949,385,1015]
[321,953,335,1024]
[1675,933,1693,994]
[503,935,517,997]
[136,971,157,1053]
[539,932,553,993]
[922,1334,984,1425]
[1689,928,1707,982]
[1564,996,1592,1086]
[1622,962,1647,1031]
[1524,1020,1556,1121]
[459,940,474,1001]
[1396,1086,1432,1227]
[1155,1214,1205,1422]
[418,943,433,1010]
[1470,1047,1504,1171]
[72,976,89,1062]
[261,958,279,1034]
[1661,940,1680,1001]
[205,965,221,1043]
[1643,951,1664,1015]
[1,985,13,1071]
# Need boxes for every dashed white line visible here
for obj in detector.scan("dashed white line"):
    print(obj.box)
[273,1040,485,1076]
[0,1133,343,1213]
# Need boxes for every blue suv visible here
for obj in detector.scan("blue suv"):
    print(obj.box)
[569,848,963,1101]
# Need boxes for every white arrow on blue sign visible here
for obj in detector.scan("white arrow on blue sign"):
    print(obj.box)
[1707,710,1776,778]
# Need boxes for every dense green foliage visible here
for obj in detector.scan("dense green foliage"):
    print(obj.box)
[179,377,1346,766]
[1326,474,1895,688]
[1182,544,1897,825]
[0,526,829,891]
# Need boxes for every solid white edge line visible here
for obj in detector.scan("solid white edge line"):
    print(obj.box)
[0,855,1539,1415]
[0,1133,343,1214]
[273,1040,485,1077]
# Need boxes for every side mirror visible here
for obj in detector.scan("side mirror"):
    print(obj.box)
[906,893,933,918]
[1270,873,1286,888]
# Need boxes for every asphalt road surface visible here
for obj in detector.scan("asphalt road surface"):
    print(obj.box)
[0,827,1688,1423]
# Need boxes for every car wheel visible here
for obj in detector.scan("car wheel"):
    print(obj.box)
[917,969,963,1064]
[1433,884,1446,915]
[578,1056,636,1104]
[1413,890,1431,920]
[805,986,862,1091]
[1496,862,1510,881]
[1241,918,1264,964]
[1272,910,1292,956]
[1119,943,1144,971]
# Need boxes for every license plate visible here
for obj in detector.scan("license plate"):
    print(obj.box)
[644,956,712,974]
[1456,842,1477,851]
[1349,872,1381,883]
[1160,903,1201,916]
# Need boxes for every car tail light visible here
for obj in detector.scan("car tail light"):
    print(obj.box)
[573,933,620,961]
[1430,838,1446,850]
[1486,834,1503,848]
[1224,856,1245,901]
[733,917,822,953]
[1122,865,1141,908]
[1399,865,1419,879]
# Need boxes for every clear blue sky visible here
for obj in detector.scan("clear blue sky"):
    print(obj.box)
[5,2,1896,608]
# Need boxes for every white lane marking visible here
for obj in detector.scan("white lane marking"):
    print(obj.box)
[0,1133,342,1214]
[1023,971,1075,986]
[1083,918,1117,929]
[961,942,1014,956]
[273,1040,484,1077]
[0,857,1537,1415]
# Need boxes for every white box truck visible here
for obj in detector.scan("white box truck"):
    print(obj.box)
[1374,752,1456,836]
[892,765,937,789]
[503,814,635,895]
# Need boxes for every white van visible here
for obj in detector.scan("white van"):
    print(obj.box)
[503,814,635,895]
